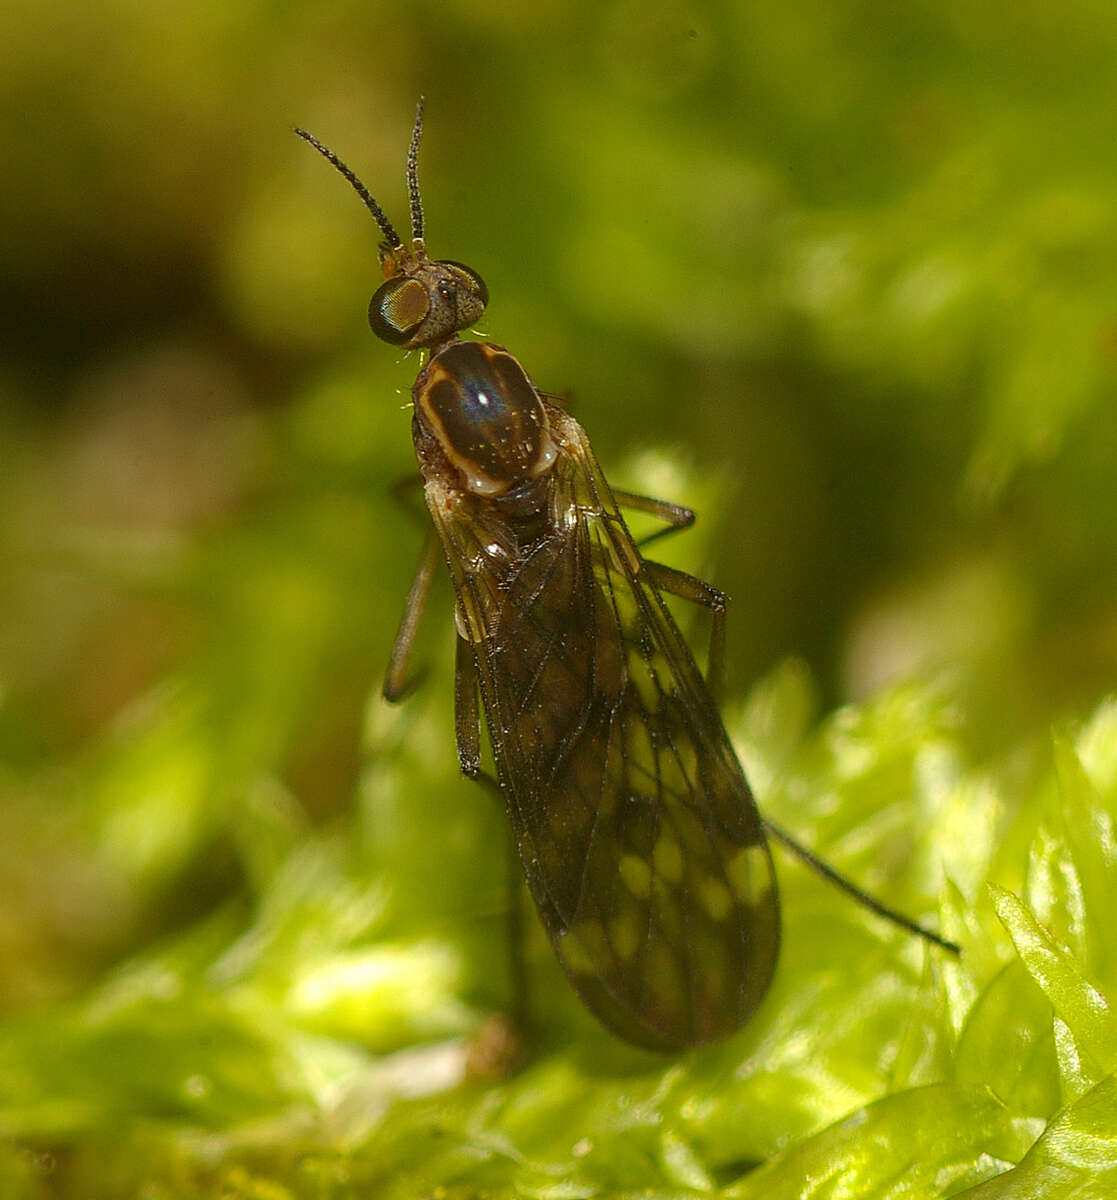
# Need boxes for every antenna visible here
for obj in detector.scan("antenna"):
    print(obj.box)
[407,96,426,245]
[293,126,404,251]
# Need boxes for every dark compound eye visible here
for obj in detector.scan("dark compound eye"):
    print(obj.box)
[369,276,431,345]
[442,262,488,308]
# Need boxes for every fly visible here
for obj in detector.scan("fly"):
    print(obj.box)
[295,100,958,1051]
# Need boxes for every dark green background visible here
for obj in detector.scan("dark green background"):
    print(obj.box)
[2,1,1116,1196]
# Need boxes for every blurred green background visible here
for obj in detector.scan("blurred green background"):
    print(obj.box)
[2,0,1117,1195]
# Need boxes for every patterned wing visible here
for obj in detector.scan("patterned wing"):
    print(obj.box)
[430,404,780,1049]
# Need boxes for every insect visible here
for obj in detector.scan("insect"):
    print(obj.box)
[294,100,958,1051]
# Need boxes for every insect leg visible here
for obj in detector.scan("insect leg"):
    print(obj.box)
[453,636,532,1041]
[382,531,441,703]
[613,487,728,694]
[647,554,957,954]
[623,488,955,954]
[612,488,696,550]
[503,820,531,1035]
[763,819,961,954]
[641,558,729,705]
[454,634,483,777]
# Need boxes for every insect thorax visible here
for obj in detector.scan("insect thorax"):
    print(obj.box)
[414,341,558,499]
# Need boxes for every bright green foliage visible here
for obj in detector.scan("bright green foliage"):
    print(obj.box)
[2,685,1116,1196]
[3,0,1117,1195]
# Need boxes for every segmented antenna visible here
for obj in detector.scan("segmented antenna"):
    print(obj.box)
[407,96,426,244]
[293,127,404,250]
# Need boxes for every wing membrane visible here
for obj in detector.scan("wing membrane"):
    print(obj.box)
[428,403,779,1049]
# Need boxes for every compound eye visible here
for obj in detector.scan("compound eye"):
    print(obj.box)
[441,261,489,309]
[370,276,430,345]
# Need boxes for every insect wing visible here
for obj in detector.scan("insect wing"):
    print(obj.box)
[428,403,779,1050]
